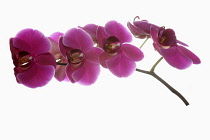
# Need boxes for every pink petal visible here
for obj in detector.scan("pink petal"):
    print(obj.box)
[14,28,51,56]
[75,60,100,85]
[85,47,103,64]
[66,64,80,83]
[49,32,64,43]
[55,64,67,82]
[106,53,136,77]
[150,25,159,43]
[178,46,201,64]
[105,20,132,43]
[59,36,71,58]
[127,22,149,39]
[122,44,144,61]
[176,40,189,47]
[35,53,56,68]
[160,47,193,69]
[63,28,94,52]
[99,52,113,68]
[16,64,55,88]
[79,24,98,43]
[96,26,108,48]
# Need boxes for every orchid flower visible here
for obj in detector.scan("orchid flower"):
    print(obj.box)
[10,29,56,88]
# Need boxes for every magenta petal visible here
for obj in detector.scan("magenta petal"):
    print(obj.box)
[74,60,100,85]
[99,52,111,68]
[160,47,192,69]
[55,64,67,82]
[49,32,64,43]
[35,53,56,68]
[14,28,51,56]
[122,44,144,61]
[178,46,201,64]
[106,53,136,77]
[150,25,159,43]
[176,40,189,47]
[66,64,79,83]
[105,20,132,43]
[16,64,55,88]
[59,36,70,58]
[63,28,93,52]
[79,24,98,43]
[85,47,103,64]
[96,26,108,48]
[127,22,148,39]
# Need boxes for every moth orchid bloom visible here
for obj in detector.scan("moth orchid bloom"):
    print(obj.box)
[96,20,144,77]
[59,28,103,85]
[128,17,188,46]
[10,29,56,88]
[48,32,69,82]
[151,26,201,69]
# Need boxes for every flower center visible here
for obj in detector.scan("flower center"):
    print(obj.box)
[18,51,33,68]
[68,49,84,65]
[103,36,121,54]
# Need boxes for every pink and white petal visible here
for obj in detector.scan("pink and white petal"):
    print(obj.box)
[122,44,144,61]
[160,47,193,69]
[35,53,56,68]
[106,53,136,77]
[85,47,103,64]
[16,64,55,88]
[178,46,201,64]
[15,28,51,56]
[96,26,108,48]
[77,60,100,85]
[63,28,94,52]
[49,32,64,43]
[105,20,132,43]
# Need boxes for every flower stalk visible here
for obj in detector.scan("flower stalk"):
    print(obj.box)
[136,58,189,106]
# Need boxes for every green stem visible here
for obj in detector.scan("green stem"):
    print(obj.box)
[150,57,163,72]
[136,68,189,106]
[140,37,149,49]
[56,62,67,65]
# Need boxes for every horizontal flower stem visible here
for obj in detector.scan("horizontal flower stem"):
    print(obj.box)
[136,68,189,106]
[56,62,68,65]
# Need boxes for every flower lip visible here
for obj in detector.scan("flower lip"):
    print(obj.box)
[103,36,121,54]
[67,49,85,65]
[18,51,33,68]
[158,27,177,47]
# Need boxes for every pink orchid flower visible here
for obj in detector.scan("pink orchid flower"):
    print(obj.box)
[96,20,144,77]
[151,26,201,69]
[10,29,56,88]
[59,28,103,85]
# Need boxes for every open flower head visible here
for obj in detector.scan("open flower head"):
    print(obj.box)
[151,26,201,69]
[10,28,56,88]
[59,28,103,85]
[96,20,144,77]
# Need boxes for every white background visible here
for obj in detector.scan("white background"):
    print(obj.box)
[0,0,209,139]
